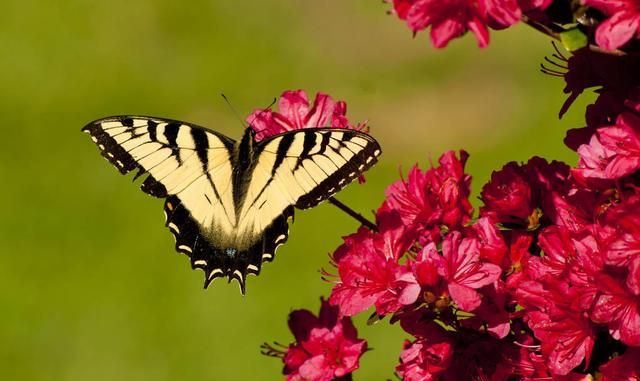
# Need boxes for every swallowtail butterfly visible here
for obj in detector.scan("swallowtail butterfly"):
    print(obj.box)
[83,116,381,293]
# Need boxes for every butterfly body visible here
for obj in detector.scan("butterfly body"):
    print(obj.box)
[83,116,381,293]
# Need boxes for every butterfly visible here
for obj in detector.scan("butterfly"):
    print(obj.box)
[83,116,381,293]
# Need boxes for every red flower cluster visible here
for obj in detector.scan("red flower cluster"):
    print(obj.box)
[387,0,551,48]
[262,299,367,381]
[263,89,640,377]
[265,3,640,377]
[325,139,640,378]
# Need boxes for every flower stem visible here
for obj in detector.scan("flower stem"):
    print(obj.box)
[521,15,560,41]
[328,197,378,231]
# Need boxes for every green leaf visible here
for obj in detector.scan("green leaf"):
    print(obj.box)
[559,28,588,51]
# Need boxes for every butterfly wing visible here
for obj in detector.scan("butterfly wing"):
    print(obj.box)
[84,118,381,294]
[235,128,382,264]
[83,116,246,287]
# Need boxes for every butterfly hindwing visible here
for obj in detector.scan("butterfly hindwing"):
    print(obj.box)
[84,116,381,293]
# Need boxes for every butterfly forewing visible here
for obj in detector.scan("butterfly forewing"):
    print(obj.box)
[235,129,381,241]
[83,116,244,286]
[83,116,381,293]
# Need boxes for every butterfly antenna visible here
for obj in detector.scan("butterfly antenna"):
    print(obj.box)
[246,97,277,128]
[221,93,248,129]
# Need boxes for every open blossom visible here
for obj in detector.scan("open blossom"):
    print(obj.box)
[574,112,640,182]
[528,226,577,279]
[388,0,551,48]
[528,310,596,376]
[514,225,615,376]
[381,150,472,244]
[424,232,501,311]
[481,158,578,231]
[603,196,640,294]
[397,321,552,380]
[246,89,363,141]
[329,226,420,317]
[517,283,597,376]
[583,0,640,50]
[266,299,367,381]
[470,217,508,267]
[391,0,493,48]
[591,273,640,346]
[480,162,535,226]
[396,323,454,380]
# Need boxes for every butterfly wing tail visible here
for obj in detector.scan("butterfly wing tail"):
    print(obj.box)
[165,195,293,294]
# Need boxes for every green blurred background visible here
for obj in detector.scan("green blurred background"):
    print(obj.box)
[1,1,593,380]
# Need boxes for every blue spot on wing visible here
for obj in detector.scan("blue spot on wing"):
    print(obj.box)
[225,248,237,258]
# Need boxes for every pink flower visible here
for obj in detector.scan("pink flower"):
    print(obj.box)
[515,226,603,376]
[525,157,574,225]
[603,196,640,294]
[591,274,640,346]
[515,224,605,376]
[599,348,640,381]
[470,217,508,267]
[480,162,535,227]
[388,0,551,48]
[528,226,576,279]
[382,150,472,244]
[583,0,640,50]
[266,299,367,381]
[482,158,590,232]
[399,323,543,380]
[395,323,454,381]
[329,227,421,317]
[397,0,493,48]
[574,112,640,181]
[461,280,512,338]
[246,90,364,141]
[526,309,596,376]
[425,232,501,311]
[375,206,420,261]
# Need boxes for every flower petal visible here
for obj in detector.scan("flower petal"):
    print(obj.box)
[595,12,640,50]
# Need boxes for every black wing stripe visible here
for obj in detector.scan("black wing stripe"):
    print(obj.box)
[148,120,158,140]
[191,127,232,216]
[164,122,182,164]
[122,117,134,127]
[245,134,296,210]
[164,122,180,145]
[293,132,317,171]
[270,134,295,175]
[317,132,331,155]
[333,138,359,155]
[111,126,148,139]
[192,128,210,170]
